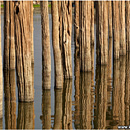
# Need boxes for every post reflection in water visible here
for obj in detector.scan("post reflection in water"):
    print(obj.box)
[62,80,72,129]
[17,102,35,129]
[4,70,16,129]
[80,72,92,129]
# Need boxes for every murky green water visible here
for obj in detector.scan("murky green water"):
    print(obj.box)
[1,8,130,129]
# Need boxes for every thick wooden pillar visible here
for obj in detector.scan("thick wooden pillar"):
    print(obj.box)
[14,1,34,102]
[4,1,15,70]
[112,1,120,59]
[41,1,51,89]
[79,1,91,71]
[108,1,112,38]
[52,1,63,88]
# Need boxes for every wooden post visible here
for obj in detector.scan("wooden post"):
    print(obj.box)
[119,1,126,55]
[126,1,130,52]
[0,1,3,119]
[17,103,35,129]
[62,80,72,129]
[79,1,91,71]
[108,1,112,38]
[53,89,62,129]
[40,1,51,89]
[112,1,120,59]
[40,90,51,129]
[74,1,79,48]
[4,70,16,129]
[4,1,15,70]
[14,1,34,102]
[52,1,63,88]
[80,73,91,129]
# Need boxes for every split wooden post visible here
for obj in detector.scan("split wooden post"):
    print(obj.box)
[119,1,126,55]
[74,1,79,48]
[4,1,15,70]
[14,1,34,102]
[40,1,51,89]
[52,1,63,88]
[0,1,3,119]
[112,1,120,59]
[79,1,91,71]
[108,1,112,38]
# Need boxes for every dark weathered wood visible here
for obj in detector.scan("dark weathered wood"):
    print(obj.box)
[52,1,63,88]
[79,1,91,71]
[74,1,79,48]
[41,1,51,89]
[112,1,120,59]
[14,1,34,102]
[4,1,15,70]
[119,1,126,55]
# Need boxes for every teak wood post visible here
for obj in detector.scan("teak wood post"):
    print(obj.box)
[4,1,15,70]
[79,1,91,72]
[14,1,34,102]
[52,1,63,88]
[40,1,51,89]
[112,1,120,59]
[74,1,79,49]
[126,1,130,52]
[119,1,126,56]
[0,1,3,119]
[108,1,112,38]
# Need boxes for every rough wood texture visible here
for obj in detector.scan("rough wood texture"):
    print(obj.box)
[52,1,63,88]
[112,1,120,59]
[14,1,34,102]
[0,1,3,119]
[17,103,35,129]
[62,1,72,79]
[119,1,126,55]
[4,70,16,129]
[41,1,51,89]
[54,89,62,129]
[79,1,91,71]
[108,1,112,38]
[4,1,15,70]
[74,1,79,48]
[126,1,130,52]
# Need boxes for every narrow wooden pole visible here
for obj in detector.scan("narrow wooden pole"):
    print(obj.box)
[126,1,130,52]
[62,1,72,78]
[14,1,34,102]
[52,1,63,88]
[4,70,16,129]
[4,1,15,70]
[119,1,126,55]
[108,1,112,38]
[112,1,120,59]
[41,1,51,89]
[17,103,35,129]
[79,1,91,71]
[74,1,79,48]
[0,1,3,119]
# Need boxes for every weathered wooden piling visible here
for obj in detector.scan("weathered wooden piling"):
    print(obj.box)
[62,80,72,129]
[4,70,16,129]
[119,1,126,55]
[4,1,15,70]
[79,1,91,71]
[52,1,63,88]
[74,1,79,48]
[40,90,51,129]
[112,1,120,59]
[40,1,51,89]
[126,1,130,52]
[14,1,34,102]
[53,89,62,129]
[17,103,35,129]
[108,1,112,38]
[0,1,3,119]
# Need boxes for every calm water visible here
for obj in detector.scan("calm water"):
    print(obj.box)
[1,8,130,129]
